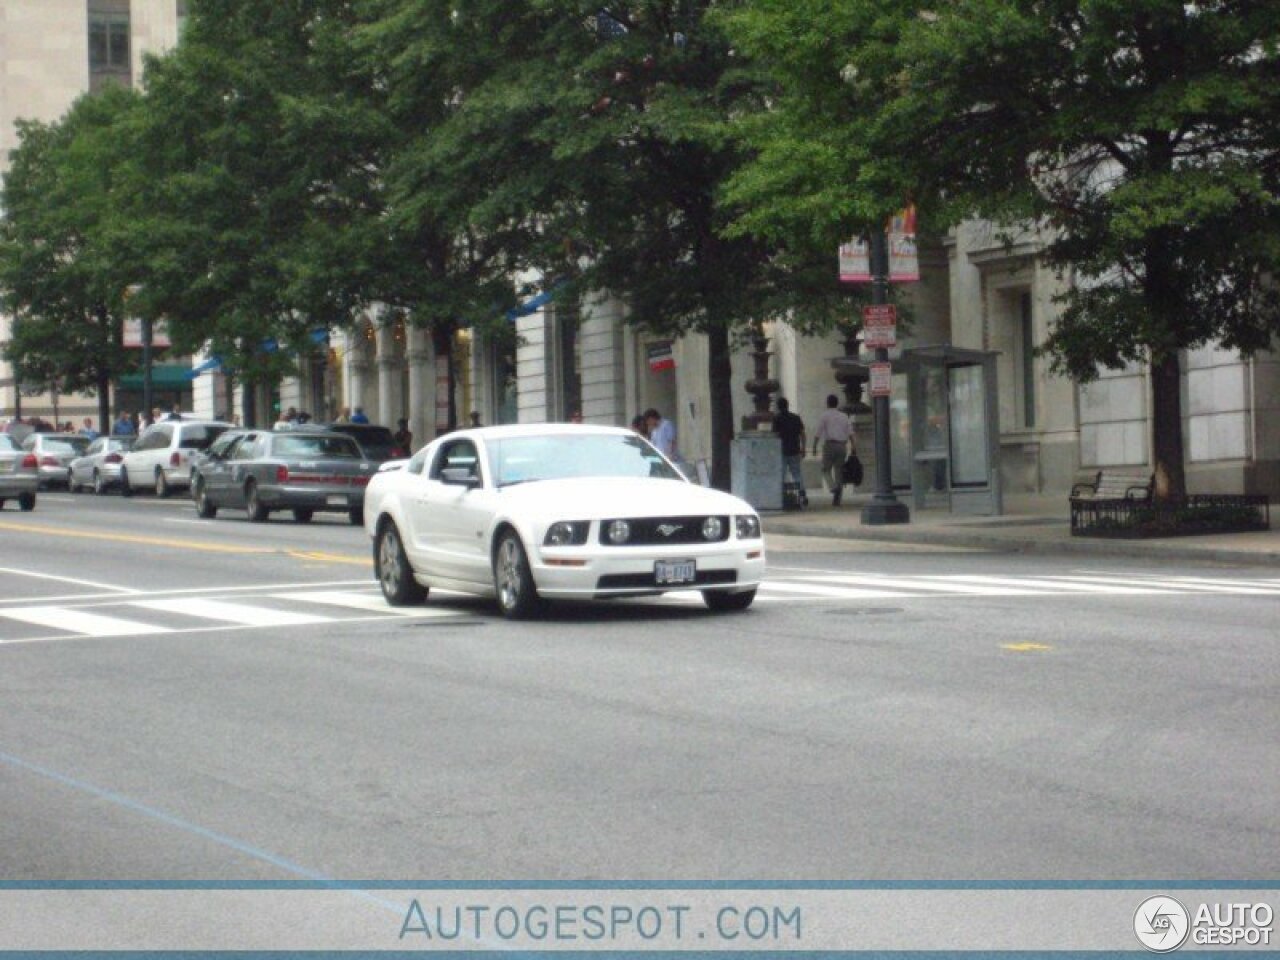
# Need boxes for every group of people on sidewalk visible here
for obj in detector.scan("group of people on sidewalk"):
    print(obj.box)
[772,394,859,507]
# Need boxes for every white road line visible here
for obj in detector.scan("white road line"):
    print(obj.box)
[162,518,208,525]
[789,574,1044,596]
[761,581,914,599]
[1044,575,1280,595]
[131,597,331,627]
[0,606,168,637]
[271,590,457,617]
[926,575,1181,595]
[1095,574,1280,591]
[0,566,141,595]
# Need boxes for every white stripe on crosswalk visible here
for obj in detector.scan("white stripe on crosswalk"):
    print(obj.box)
[0,606,169,637]
[787,574,1044,595]
[270,591,457,617]
[761,581,913,599]
[925,575,1182,595]
[1044,575,1280,595]
[131,597,331,627]
[1095,574,1280,593]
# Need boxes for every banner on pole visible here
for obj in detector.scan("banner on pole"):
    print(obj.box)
[889,206,919,283]
[838,238,871,284]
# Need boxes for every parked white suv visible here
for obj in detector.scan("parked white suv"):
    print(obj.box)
[121,419,231,498]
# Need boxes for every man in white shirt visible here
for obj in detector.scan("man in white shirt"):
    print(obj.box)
[644,407,677,459]
[812,394,855,505]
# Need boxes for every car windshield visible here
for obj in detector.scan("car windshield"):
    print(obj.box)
[332,425,395,458]
[42,436,89,455]
[110,438,136,452]
[178,425,227,450]
[488,433,682,487]
[273,435,362,459]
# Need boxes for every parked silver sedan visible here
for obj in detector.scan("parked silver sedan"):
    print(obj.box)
[21,433,90,489]
[191,429,375,523]
[0,435,38,511]
[69,436,136,495]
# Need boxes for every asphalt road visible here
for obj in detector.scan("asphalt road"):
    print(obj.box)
[1,491,1276,882]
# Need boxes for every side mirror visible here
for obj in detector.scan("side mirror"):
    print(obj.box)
[440,466,481,488]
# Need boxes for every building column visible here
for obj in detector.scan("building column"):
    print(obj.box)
[406,327,436,451]
[376,322,400,427]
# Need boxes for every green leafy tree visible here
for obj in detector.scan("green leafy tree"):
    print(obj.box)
[727,0,1280,499]
[0,87,143,429]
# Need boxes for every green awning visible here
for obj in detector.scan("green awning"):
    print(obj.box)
[116,364,193,391]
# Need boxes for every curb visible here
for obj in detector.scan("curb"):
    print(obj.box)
[762,518,1280,568]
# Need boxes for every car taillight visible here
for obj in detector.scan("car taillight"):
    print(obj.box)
[390,447,406,459]
[41,455,60,467]
[21,454,37,469]
[104,453,122,464]
[170,451,181,467]
[276,465,289,483]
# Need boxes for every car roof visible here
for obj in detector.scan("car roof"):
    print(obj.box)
[443,424,633,442]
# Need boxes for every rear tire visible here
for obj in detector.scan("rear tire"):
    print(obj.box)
[193,478,217,519]
[93,470,106,495]
[18,491,36,512]
[348,507,364,526]
[155,469,171,498]
[119,468,133,497]
[376,521,426,606]
[493,531,542,620]
[245,481,269,522]
[292,508,313,523]
[702,588,756,612]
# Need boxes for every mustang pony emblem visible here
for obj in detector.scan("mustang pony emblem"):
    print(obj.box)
[656,523,683,537]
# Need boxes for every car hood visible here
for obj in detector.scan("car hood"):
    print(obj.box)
[496,477,755,519]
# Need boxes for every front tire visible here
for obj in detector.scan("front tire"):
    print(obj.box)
[348,507,364,526]
[376,521,426,606]
[93,470,106,495]
[119,468,133,497]
[245,481,269,522]
[155,469,171,498]
[292,508,313,523]
[18,491,36,512]
[702,588,756,612]
[193,478,217,519]
[493,531,542,619]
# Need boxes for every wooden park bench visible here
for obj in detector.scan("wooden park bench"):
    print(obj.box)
[1069,470,1155,503]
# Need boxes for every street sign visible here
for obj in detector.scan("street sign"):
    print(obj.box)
[123,318,171,349]
[869,362,892,397]
[862,304,897,349]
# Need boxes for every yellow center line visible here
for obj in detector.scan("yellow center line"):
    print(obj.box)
[0,519,367,565]
[1002,642,1054,652]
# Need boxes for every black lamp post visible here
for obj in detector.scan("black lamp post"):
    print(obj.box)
[860,229,910,525]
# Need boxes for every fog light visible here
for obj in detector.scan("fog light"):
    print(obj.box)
[607,519,631,544]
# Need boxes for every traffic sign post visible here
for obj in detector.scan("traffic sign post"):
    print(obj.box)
[869,362,892,398]
[862,304,897,350]
[859,231,910,526]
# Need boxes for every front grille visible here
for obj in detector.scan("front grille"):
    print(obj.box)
[598,515,731,546]
[596,570,737,590]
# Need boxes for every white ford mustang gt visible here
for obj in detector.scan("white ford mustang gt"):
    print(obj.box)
[364,424,766,618]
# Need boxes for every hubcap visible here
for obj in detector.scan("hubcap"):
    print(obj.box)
[497,539,521,609]
[379,529,401,594]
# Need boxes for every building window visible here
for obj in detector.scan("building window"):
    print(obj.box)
[89,0,131,91]
[176,0,189,34]
[1018,291,1036,428]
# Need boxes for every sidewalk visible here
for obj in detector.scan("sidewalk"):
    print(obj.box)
[763,489,1280,567]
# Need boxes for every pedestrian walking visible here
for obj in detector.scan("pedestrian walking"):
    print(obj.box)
[393,418,413,452]
[112,412,134,436]
[772,397,808,507]
[350,407,370,424]
[813,394,855,506]
[79,417,100,441]
[644,408,677,459]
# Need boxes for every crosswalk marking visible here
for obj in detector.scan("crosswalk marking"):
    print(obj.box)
[130,597,332,627]
[926,575,1182,595]
[1042,575,1280,596]
[270,590,456,617]
[763,580,913,599]
[788,574,1045,596]
[0,606,169,638]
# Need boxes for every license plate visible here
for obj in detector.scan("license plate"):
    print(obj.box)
[0,460,11,473]
[654,559,696,585]
[326,494,347,506]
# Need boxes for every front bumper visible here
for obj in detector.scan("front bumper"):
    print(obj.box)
[530,540,766,599]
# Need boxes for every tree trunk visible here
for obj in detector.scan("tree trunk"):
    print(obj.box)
[1150,351,1186,500]
[707,323,734,491]
[241,377,257,428]
[96,367,111,434]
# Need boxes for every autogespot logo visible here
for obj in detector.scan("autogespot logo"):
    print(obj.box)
[1134,896,1191,952]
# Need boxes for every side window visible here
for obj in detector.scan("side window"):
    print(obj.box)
[406,448,429,475]
[430,440,480,480]
[149,425,173,450]
[231,434,260,461]
[87,438,105,455]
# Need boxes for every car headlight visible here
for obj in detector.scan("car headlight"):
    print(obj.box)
[544,521,589,546]
[606,519,631,545]
[701,516,724,541]
[735,515,761,540]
